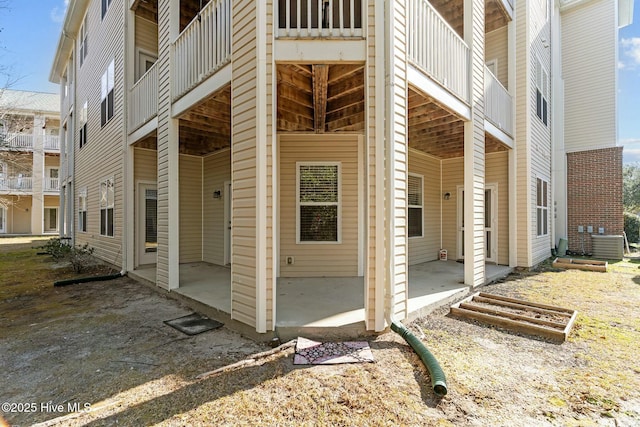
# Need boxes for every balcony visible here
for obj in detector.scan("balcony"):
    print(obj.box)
[44,135,61,151]
[407,0,470,103]
[0,177,33,192]
[172,0,231,101]
[45,178,60,192]
[1,133,34,150]
[129,62,159,133]
[275,0,363,38]
[484,66,513,138]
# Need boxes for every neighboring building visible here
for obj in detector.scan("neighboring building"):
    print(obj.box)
[49,0,631,336]
[0,90,61,235]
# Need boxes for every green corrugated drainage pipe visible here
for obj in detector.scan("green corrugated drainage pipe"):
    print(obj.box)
[390,321,448,397]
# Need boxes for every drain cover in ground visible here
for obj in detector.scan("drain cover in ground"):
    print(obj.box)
[293,337,374,365]
[163,313,223,335]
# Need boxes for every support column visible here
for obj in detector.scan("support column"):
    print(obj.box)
[31,115,45,235]
[508,20,517,267]
[384,0,408,322]
[231,0,273,332]
[156,0,180,290]
[123,5,136,272]
[463,0,486,287]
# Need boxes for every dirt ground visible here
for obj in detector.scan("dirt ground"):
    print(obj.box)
[1,237,640,426]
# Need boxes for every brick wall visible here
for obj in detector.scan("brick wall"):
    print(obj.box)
[566,146,623,254]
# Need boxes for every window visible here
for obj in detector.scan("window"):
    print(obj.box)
[535,58,548,126]
[100,178,114,236]
[78,188,87,232]
[101,0,113,19]
[79,14,88,66]
[536,178,548,236]
[136,50,157,81]
[408,174,423,238]
[101,60,115,126]
[297,163,340,243]
[79,101,88,148]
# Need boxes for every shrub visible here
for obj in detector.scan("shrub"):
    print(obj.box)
[624,212,640,244]
[68,243,95,273]
[42,238,72,261]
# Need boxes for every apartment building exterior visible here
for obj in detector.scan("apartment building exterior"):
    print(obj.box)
[0,90,61,235]
[50,0,631,335]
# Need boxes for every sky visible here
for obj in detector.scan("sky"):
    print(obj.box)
[0,0,639,161]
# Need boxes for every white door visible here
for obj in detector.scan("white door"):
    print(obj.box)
[224,180,231,265]
[138,183,158,265]
[457,184,498,262]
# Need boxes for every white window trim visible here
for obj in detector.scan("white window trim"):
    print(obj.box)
[78,187,87,233]
[0,206,6,233]
[99,178,115,237]
[101,0,113,20]
[79,100,88,148]
[296,161,342,245]
[79,14,88,66]
[536,177,549,237]
[535,56,549,126]
[136,48,158,81]
[408,173,424,239]
[101,60,115,127]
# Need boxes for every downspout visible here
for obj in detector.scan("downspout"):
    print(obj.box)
[382,0,447,397]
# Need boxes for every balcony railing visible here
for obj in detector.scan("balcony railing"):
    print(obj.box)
[0,177,33,191]
[45,178,60,192]
[44,135,61,151]
[172,0,231,101]
[275,0,364,38]
[484,66,513,137]
[129,62,159,133]
[408,0,470,103]
[1,133,34,150]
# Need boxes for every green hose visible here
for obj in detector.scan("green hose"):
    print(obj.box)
[391,321,448,397]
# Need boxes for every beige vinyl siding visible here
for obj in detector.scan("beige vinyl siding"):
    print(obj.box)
[366,0,381,329]
[486,152,509,265]
[530,1,552,265]
[73,0,125,268]
[408,150,441,265]
[135,15,158,55]
[179,155,203,263]
[6,196,32,234]
[561,0,617,153]
[231,0,259,328]
[134,148,157,182]
[279,135,359,277]
[485,26,509,88]
[514,0,532,266]
[441,158,463,259]
[44,155,60,169]
[44,195,59,207]
[203,149,230,266]
[155,0,175,289]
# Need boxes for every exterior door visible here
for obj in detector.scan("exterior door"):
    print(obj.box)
[138,183,157,265]
[44,208,58,233]
[0,207,5,233]
[457,184,498,262]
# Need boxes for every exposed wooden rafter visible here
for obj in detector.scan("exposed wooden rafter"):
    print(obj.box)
[312,65,329,133]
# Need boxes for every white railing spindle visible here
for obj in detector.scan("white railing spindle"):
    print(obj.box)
[276,0,363,38]
[484,66,513,137]
[407,0,470,103]
[129,62,159,133]
[172,0,232,101]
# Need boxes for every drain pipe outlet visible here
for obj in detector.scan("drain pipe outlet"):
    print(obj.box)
[390,320,448,396]
[54,271,126,287]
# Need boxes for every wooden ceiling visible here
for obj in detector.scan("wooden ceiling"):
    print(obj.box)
[131,0,157,22]
[178,84,231,156]
[277,64,365,133]
[429,0,511,36]
[408,86,509,159]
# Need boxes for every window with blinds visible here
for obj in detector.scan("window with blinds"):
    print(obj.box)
[297,163,340,242]
[78,188,87,232]
[408,174,423,238]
